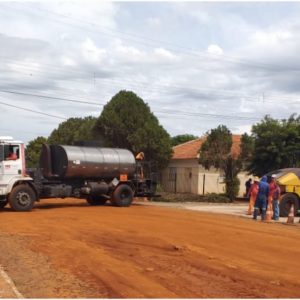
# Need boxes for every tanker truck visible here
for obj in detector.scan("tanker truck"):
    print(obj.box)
[0,136,157,211]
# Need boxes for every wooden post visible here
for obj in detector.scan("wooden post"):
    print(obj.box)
[174,172,177,194]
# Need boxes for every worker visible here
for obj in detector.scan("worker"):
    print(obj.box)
[7,152,17,160]
[271,175,281,221]
[245,178,252,197]
[246,176,259,215]
[268,174,278,205]
[253,175,269,221]
[135,152,145,179]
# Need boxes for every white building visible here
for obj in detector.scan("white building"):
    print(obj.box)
[161,135,251,197]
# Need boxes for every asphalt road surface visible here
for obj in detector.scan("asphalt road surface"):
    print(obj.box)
[0,198,300,298]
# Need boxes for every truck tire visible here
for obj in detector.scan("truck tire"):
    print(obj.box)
[279,193,299,217]
[9,184,36,212]
[111,184,133,207]
[86,196,107,206]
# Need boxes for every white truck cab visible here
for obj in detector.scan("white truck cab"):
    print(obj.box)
[0,136,34,209]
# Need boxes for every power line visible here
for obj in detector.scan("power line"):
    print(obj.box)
[0,99,67,120]
[0,90,104,106]
[1,53,300,105]
[155,109,261,121]
[0,91,262,122]
[1,64,300,106]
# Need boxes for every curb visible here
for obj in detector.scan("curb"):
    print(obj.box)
[0,266,23,298]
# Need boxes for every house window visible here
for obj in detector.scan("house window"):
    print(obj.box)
[169,167,177,181]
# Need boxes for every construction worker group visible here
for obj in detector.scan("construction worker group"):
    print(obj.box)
[246,175,280,221]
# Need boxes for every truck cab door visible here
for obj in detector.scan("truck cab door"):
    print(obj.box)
[0,144,23,183]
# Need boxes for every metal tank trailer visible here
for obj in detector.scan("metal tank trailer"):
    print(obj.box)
[1,140,157,211]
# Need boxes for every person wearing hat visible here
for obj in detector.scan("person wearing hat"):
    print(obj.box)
[270,174,281,221]
[247,176,259,215]
[253,175,269,220]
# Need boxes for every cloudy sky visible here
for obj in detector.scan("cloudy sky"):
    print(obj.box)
[1,1,300,144]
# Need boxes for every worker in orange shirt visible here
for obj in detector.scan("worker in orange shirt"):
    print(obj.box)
[246,176,259,215]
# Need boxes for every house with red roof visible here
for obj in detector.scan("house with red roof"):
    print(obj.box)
[161,135,250,197]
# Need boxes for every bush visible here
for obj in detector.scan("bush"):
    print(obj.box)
[151,192,231,203]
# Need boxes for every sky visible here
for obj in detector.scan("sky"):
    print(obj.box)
[1,1,300,144]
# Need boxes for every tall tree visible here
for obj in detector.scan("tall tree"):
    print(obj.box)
[247,114,300,176]
[48,116,97,145]
[171,134,198,146]
[239,133,255,170]
[93,90,173,169]
[26,136,47,168]
[199,125,241,200]
[199,125,233,170]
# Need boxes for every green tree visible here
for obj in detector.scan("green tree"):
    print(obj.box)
[199,125,241,200]
[199,125,233,170]
[247,114,300,176]
[48,116,97,145]
[239,133,255,170]
[223,155,242,200]
[93,90,173,169]
[26,136,47,168]
[171,134,198,146]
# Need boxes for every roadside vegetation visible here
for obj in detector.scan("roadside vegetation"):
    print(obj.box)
[151,192,231,203]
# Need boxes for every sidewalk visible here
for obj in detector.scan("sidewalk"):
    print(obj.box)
[135,201,299,223]
[0,266,22,298]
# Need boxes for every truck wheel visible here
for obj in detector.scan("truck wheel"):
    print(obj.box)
[9,184,36,212]
[280,193,299,217]
[86,196,107,206]
[111,184,133,207]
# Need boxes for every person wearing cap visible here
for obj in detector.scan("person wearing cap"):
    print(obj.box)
[253,175,269,221]
[270,175,281,221]
[246,176,259,215]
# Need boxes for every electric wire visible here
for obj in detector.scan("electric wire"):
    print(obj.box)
[0,99,67,120]
[0,90,104,106]
[0,92,264,122]
[1,53,300,105]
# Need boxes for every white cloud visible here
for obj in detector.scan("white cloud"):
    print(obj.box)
[81,38,107,63]
[153,48,177,61]
[251,29,293,46]
[61,56,77,67]
[207,44,223,55]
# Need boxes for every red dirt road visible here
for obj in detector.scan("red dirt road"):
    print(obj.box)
[1,198,300,298]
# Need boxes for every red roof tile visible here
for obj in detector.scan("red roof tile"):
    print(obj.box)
[172,135,242,160]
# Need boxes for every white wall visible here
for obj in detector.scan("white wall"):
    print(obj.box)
[161,160,251,197]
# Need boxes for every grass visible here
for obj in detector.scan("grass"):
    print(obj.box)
[151,192,232,203]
